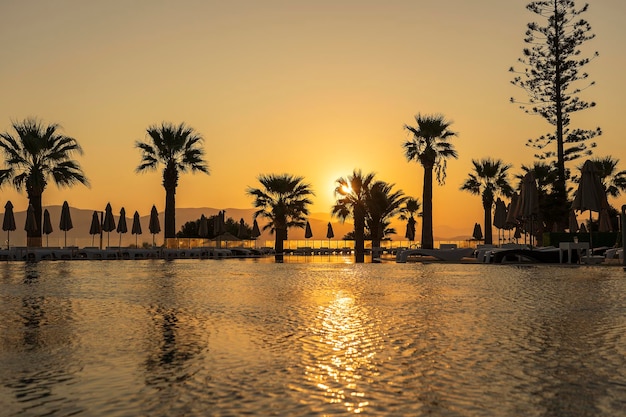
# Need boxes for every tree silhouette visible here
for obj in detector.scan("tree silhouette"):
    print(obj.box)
[247,174,313,262]
[461,159,513,245]
[0,118,88,247]
[332,170,376,263]
[510,0,601,227]
[366,181,407,250]
[403,114,458,249]
[135,122,209,240]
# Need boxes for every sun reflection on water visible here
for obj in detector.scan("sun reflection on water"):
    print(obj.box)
[305,291,381,414]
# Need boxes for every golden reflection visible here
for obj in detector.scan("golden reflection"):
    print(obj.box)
[305,291,380,414]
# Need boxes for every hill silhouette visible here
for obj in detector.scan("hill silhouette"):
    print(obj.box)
[1,205,471,247]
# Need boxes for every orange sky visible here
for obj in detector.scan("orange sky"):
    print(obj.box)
[1,0,625,239]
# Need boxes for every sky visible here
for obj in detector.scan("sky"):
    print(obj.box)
[1,0,625,239]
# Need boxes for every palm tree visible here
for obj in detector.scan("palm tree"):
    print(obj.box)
[399,197,421,244]
[366,181,407,250]
[247,174,314,262]
[461,158,513,245]
[0,118,88,247]
[332,169,375,263]
[403,114,458,249]
[135,122,209,240]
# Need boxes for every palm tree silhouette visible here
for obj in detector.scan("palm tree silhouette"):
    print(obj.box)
[399,197,421,245]
[332,169,375,263]
[135,122,209,240]
[461,158,513,245]
[247,174,314,262]
[0,118,88,247]
[403,114,458,249]
[366,181,407,251]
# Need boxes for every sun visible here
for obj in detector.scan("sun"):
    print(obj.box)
[340,184,353,195]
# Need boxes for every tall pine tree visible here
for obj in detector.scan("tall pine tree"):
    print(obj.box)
[510,0,600,227]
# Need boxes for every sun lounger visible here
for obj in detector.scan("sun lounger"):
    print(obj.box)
[396,248,475,263]
[491,247,561,263]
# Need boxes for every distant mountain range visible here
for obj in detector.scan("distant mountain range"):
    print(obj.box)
[1,205,471,247]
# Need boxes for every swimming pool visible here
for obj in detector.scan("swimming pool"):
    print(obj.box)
[1,260,625,416]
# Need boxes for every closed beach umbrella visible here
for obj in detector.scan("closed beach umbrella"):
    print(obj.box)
[24,204,38,246]
[43,209,53,247]
[572,160,610,250]
[89,210,102,246]
[505,193,520,226]
[117,207,128,247]
[518,172,540,247]
[131,211,142,247]
[252,219,261,238]
[326,222,334,239]
[326,222,335,250]
[251,219,261,248]
[3,201,16,249]
[149,205,161,247]
[472,223,483,241]
[102,203,116,248]
[59,201,73,247]
[305,221,313,239]
[2,201,17,249]
[493,198,508,244]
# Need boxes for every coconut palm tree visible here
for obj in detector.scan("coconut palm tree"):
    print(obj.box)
[0,118,88,247]
[461,158,513,245]
[135,122,209,240]
[247,173,314,262]
[366,181,407,251]
[403,114,458,249]
[399,197,421,244]
[332,169,375,263]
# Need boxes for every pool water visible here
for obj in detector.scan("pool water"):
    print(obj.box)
[1,260,626,416]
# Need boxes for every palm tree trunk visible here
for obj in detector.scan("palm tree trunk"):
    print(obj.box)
[274,228,285,262]
[164,186,176,240]
[354,205,365,263]
[371,220,381,261]
[422,166,434,249]
[484,201,493,245]
[27,192,43,247]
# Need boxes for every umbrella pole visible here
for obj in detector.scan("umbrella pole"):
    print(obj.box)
[587,210,593,255]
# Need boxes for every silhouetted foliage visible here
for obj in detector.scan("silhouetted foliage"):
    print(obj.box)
[461,158,513,245]
[332,170,376,263]
[510,0,600,227]
[135,122,209,239]
[247,173,314,262]
[176,215,252,239]
[0,118,88,246]
[403,114,458,249]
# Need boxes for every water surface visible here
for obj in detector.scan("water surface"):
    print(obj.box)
[1,260,625,416]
